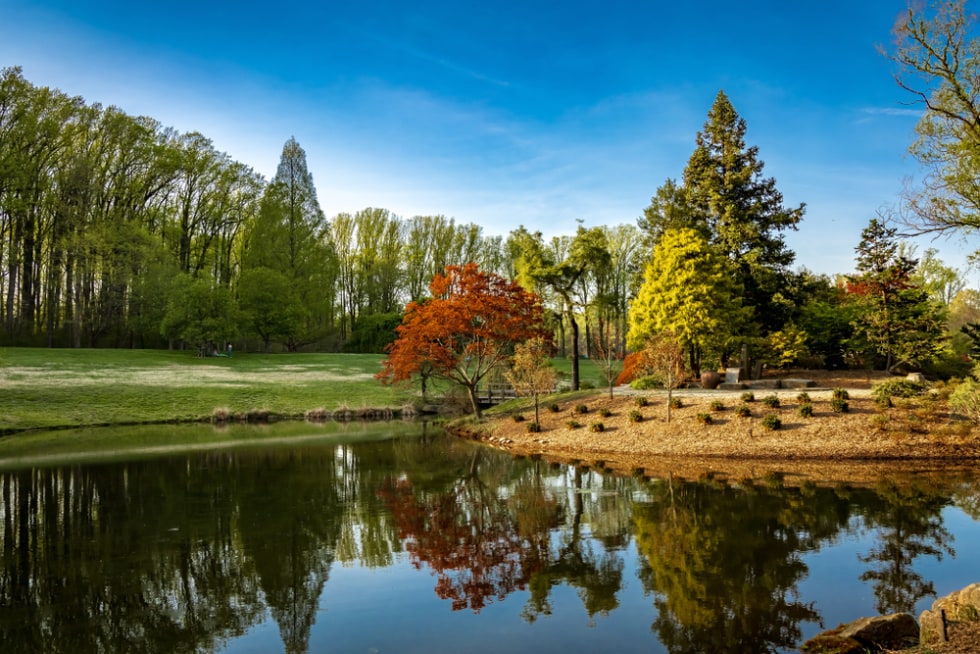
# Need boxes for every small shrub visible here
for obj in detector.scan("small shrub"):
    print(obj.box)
[796,392,811,404]
[512,414,526,422]
[872,379,926,405]
[875,395,894,409]
[949,377,980,424]
[575,404,589,414]
[598,407,612,418]
[590,421,605,433]
[526,421,541,433]
[710,400,725,411]
[246,408,272,422]
[549,403,561,413]
[830,397,849,413]
[631,373,665,390]
[696,412,713,425]
[628,410,643,423]
[212,407,233,423]
[566,419,582,429]
[761,412,782,430]
[797,403,814,418]
[832,387,850,400]
[579,380,595,390]
[763,394,780,408]
[634,396,650,407]
[669,397,683,409]
[734,404,751,418]
[741,391,756,403]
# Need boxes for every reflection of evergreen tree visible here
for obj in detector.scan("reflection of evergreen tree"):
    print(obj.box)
[857,479,954,614]
[632,476,849,654]
[237,451,341,654]
[522,467,625,624]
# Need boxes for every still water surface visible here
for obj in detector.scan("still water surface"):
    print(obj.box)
[1,421,979,653]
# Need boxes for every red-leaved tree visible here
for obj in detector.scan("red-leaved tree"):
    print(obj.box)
[377,263,550,417]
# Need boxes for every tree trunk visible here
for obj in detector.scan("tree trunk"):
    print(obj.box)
[568,307,580,391]
[467,384,483,419]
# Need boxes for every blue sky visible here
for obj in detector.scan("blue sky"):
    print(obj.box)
[3,0,977,278]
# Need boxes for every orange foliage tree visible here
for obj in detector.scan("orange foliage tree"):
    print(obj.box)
[377,263,550,417]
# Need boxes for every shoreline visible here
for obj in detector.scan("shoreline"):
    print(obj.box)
[452,386,980,485]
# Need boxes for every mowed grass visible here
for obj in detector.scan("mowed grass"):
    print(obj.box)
[0,348,417,432]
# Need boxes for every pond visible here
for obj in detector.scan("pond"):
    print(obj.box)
[1,421,978,654]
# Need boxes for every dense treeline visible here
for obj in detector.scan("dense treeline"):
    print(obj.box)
[2,64,977,375]
[0,66,645,355]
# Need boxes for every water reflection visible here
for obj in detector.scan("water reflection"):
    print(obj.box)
[0,424,977,654]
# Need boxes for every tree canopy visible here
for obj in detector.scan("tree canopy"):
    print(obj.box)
[846,218,947,371]
[888,0,980,245]
[641,91,804,336]
[628,227,746,376]
[377,263,550,417]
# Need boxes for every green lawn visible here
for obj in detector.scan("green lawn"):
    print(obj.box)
[0,347,614,433]
[0,348,416,432]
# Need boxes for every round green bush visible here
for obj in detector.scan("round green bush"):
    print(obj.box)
[830,397,849,413]
[832,387,850,400]
[575,403,589,414]
[761,412,782,430]
[598,407,612,418]
[734,404,751,418]
[710,400,725,411]
[763,394,780,408]
[590,421,605,433]
[796,391,812,404]
[628,410,643,423]
[549,403,561,413]
[669,397,683,409]
[634,396,650,407]
[797,403,814,418]
[566,419,582,429]
[696,412,713,425]
[512,414,525,422]
[741,391,756,403]
[527,421,541,433]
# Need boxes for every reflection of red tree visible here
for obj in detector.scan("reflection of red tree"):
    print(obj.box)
[378,477,552,612]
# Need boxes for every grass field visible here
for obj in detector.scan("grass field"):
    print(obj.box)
[0,348,418,432]
[0,347,612,433]
[0,348,602,433]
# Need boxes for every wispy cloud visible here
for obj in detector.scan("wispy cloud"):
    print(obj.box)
[339,22,511,88]
[861,106,923,117]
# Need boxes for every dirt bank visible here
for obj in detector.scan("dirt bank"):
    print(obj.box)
[455,378,980,484]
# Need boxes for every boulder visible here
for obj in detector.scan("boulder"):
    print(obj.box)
[920,583,980,646]
[906,372,927,383]
[802,613,919,653]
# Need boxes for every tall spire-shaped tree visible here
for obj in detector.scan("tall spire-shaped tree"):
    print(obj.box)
[684,91,804,334]
[240,137,337,350]
[640,91,804,337]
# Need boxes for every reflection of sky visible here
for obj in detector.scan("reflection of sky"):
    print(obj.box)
[799,506,980,643]
[218,542,665,654]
